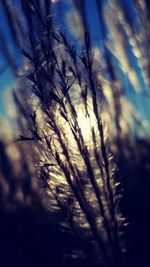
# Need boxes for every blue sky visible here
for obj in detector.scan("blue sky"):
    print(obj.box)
[0,1,18,115]
[0,67,15,115]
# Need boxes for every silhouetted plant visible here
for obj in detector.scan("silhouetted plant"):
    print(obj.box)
[0,1,150,267]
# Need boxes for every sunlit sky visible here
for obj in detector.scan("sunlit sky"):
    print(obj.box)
[0,0,150,127]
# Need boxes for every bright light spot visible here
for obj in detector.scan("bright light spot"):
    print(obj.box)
[77,109,97,142]
[51,0,59,3]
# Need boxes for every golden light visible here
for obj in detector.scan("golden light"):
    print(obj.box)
[77,109,97,143]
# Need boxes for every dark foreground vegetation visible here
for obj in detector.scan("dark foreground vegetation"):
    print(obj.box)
[1,137,150,267]
[0,1,150,267]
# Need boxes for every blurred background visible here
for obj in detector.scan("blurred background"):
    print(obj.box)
[0,1,150,267]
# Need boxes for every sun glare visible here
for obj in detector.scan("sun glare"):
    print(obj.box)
[77,109,97,143]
